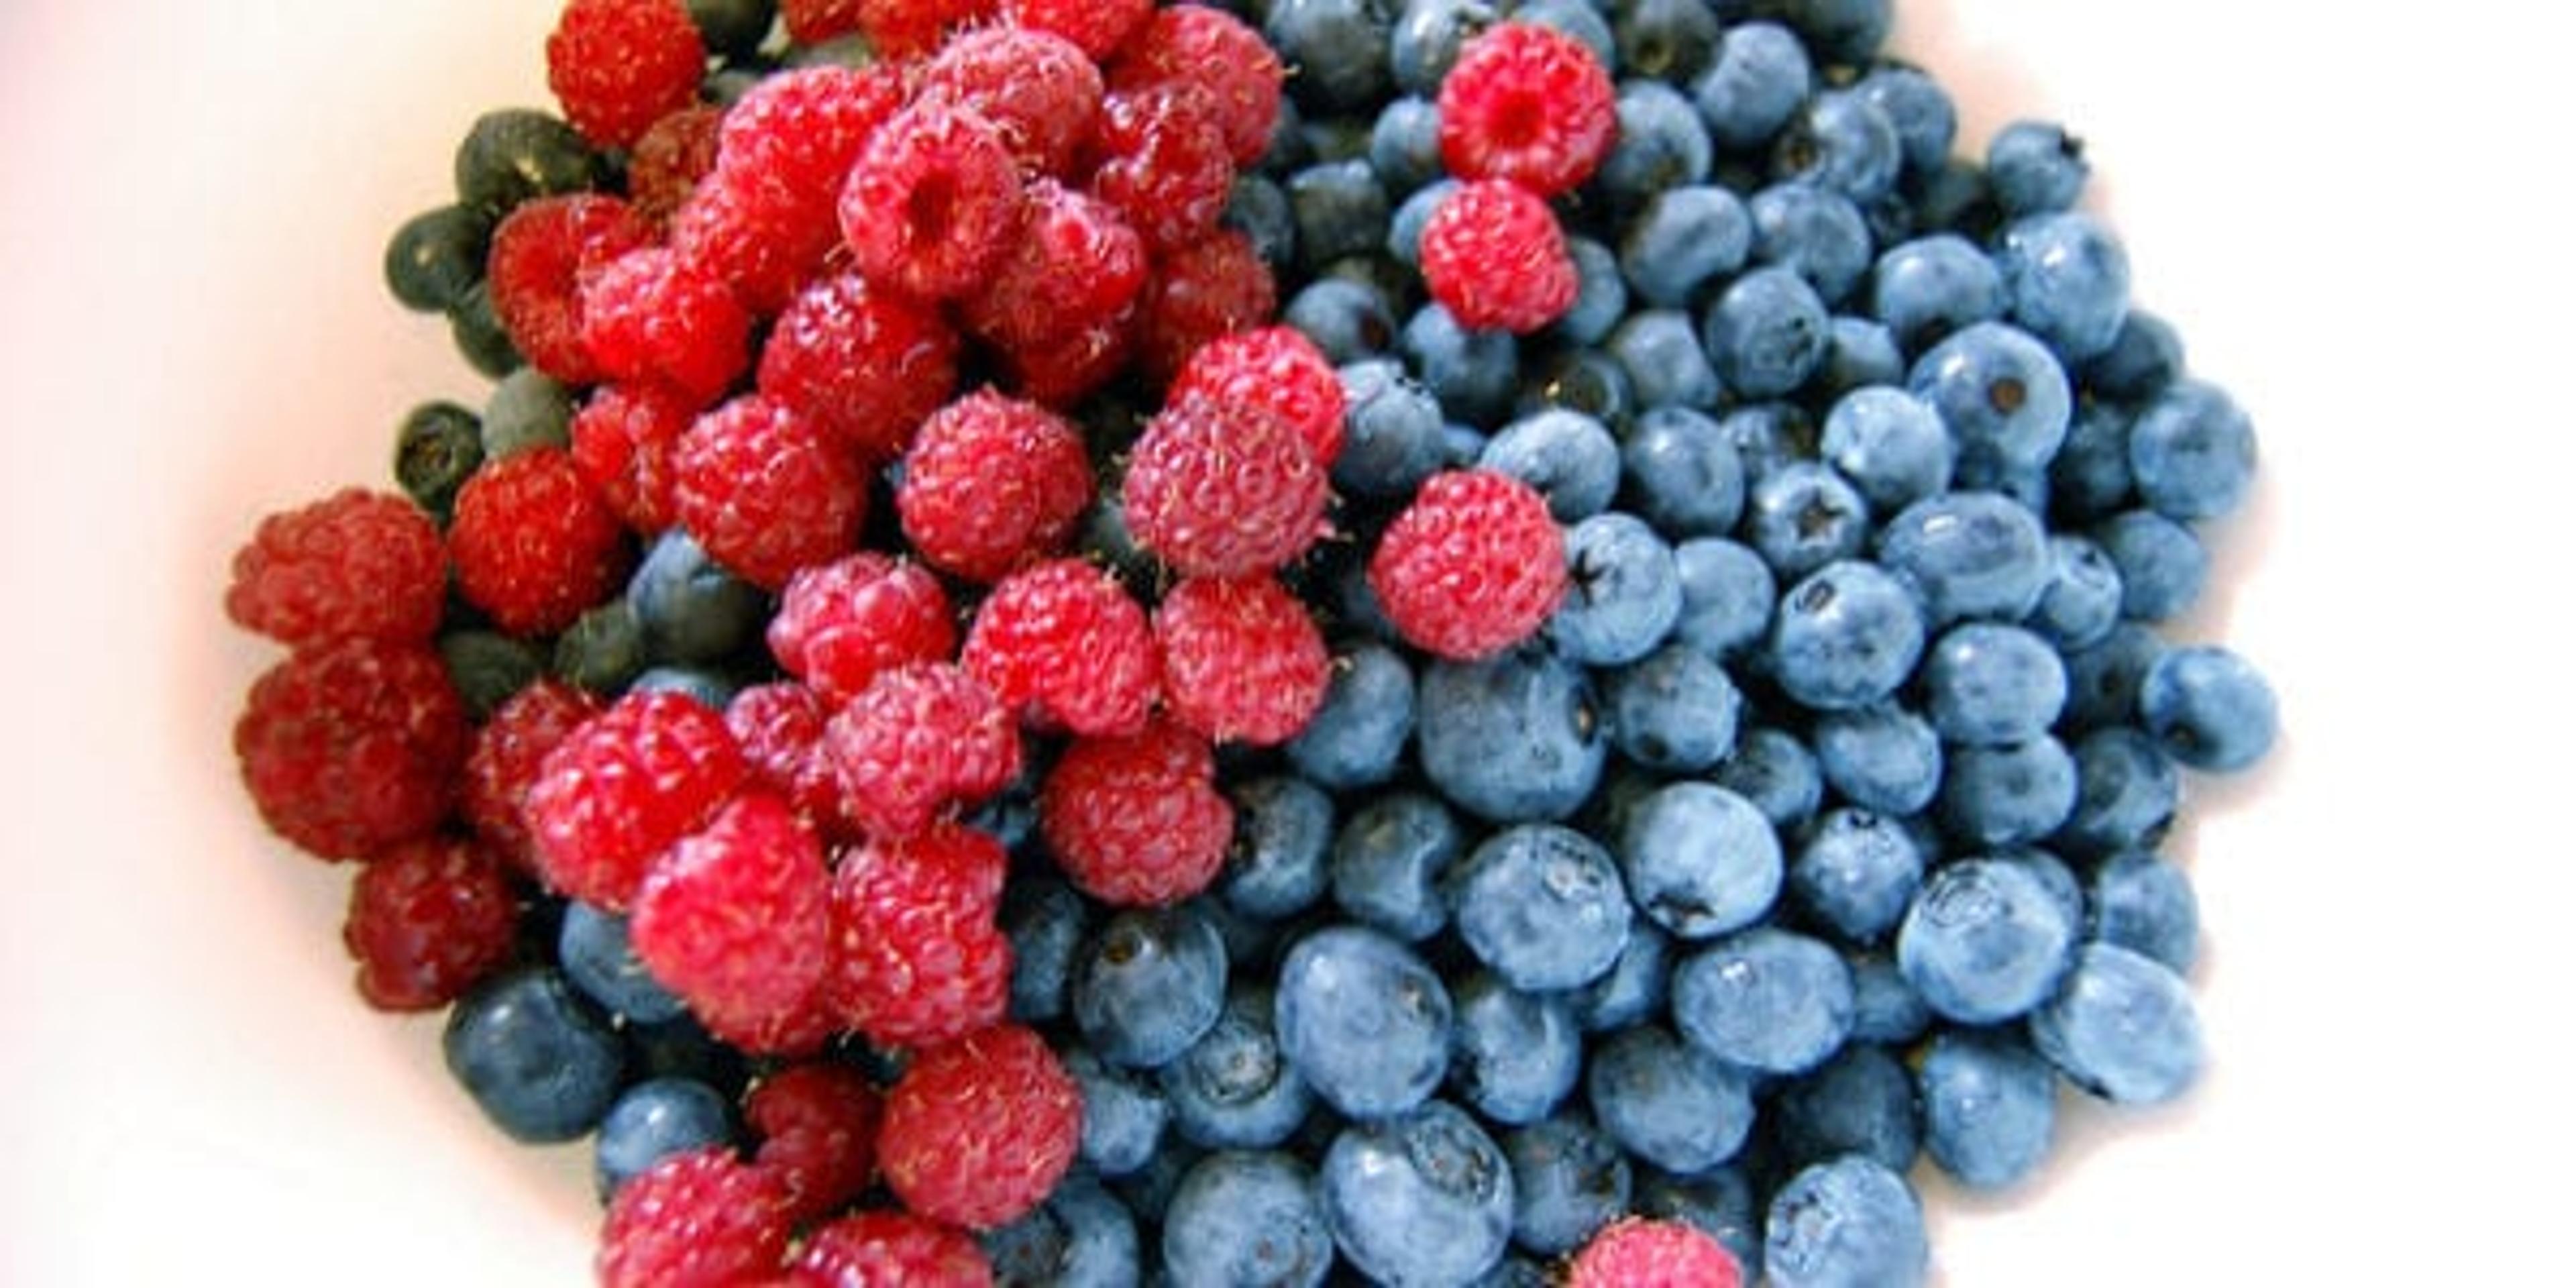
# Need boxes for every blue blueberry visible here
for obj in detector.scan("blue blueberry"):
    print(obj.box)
[1673,927,1855,1075]
[1225,174,1299,269]
[1854,64,1955,174]
[981,1173,1140,1288]
[2140,644,2279,772]
[1517,348,1635,427]
[1845,952,1932,1044]
[594,1077,733,1199]
[1276,925,1454,1120]
[2095,508,2209,622]
[1909,321,2072,488]
[1551,513,1684,666]
[1746,462,1872,582]
[1775,90,1902,203]
[1939,737,2080,847]
[1162,984,1315,1152]
[1403,304,1520,425]
[1748,182,1874,307]
[1616,782,1782,941]
[2059,621,2169,732]
[1330,790,1462,941]
[384,204,492,314]
[1605,643,1742,772]
[2000,210,2133,361]
[1999,846,2086,930]
[1481,409,1621,522]
[1769,559,1925,711]
[1618,407,1740,535]
[1513,0,1617,66]
[2082,309,2188,404]
[1812,704,1943,816]
[1221,776,1335,922]
[1597,81,1713,212]
[1368,95,1446,197]
[1388,176,1459,267]
[1334,359,1450,499]
[1390,0,1503,96]
[1289,159,1393,272]
[2031,942,2204,1104]
[1322,1102,1516,1285]
[1165,1151,1334,1288]
[1288,278,1400,365]
[1288,641,1415,792]
[1790,807,1925,944]
[627,531,763,665]
[1922,623,2069,747]
[1715,724,1827,830]
[1449,973,1585,1127]
[1672,537,1778,659]
[1004,875,1093,1025]
[1917,1029,2056,1191]
[1065,1047,1170,1178]
[1986,119,2089,217]
[2025,534,2124,651]
[1711,400,1815,481]
[1608,309,1723,413]
[1554,235,1633,347]
[1614,0,1721,80]
[1703,264,1831,398]
[1505,1116,1632,1256]
[1896,855,2077,1023]
[1868,233,2005,350]
[453,108,606,215]
[1814,317,1906,398]
[2049,399,2139,525]
[1110,1136,1205,1230]
[1267,0,1394,113]
[1417,649,1608,824]
[1635,1165,1762,1280]
[1569,921,1672,1034]
[2129,380,2258,521]
[1586,1026,1756,1173]
[1452,824,1634,991]
[557,902,688,1025]
[2057,726,2180,855]
[2090,849,2201,973]
[1621,184,1753,309]
[1765,1155,1927,1288]
[1821,386,1951,513]
[626,665,739,710]
[1773,1043,1922,1175]
[1073,905,1230,1070]
[443,967,627,1144]
[439,629,545,722]
[684,0,773,57]
[1693,22,1810,150]
[1876,490,2053,625]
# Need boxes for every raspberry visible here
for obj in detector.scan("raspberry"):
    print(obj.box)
[789,1211,995,1287]
[1001,0,1151,61]
[839,103,1027,303]
[597,1148,794,1288]
[747,1063,882,1227]
[711,981,842,1059]
[842,0,998,60]
[1154,574,1330,746]
[1565,1218,1746,1288]
[672,170,841,317]
[919,28,1104,179]
[1418,178,1579,334]
[1122,394,1326,578]
[1108,5,1285,168]
[961,559,1159,738]
[570,382,694,533]
[1368,468,1570,660]
[726,682,857,837]
[580,247,755,405]
[462,679,604,875]
[718,65,908,200]
[546,0,706,150]
[998,303,1137,409]
[824,823,1013,1049]
[1437,21,1618,197]
[1084,83,1234,254]
[446,447,633,635]
[633,792,834,1038]
[758,272,961,462]
[1038,718,1232,906]
[626,105,724,227]
[877,1024,1080,1229]
[234,638,466,861]
[1165,325,1346,466]
[525,690,749,909]
[896,390,1095,584]
[957,179,1149,352]
[341,835,521,1012]
[777,0,865,44]
[225,488,445,647]
[768,553,957,706]
[1131,228,1277,384]
[674,394,868,590]
[824,663,1022,839]
[486,194,655,384]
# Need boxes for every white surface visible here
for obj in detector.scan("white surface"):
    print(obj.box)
[1,0,2567,1283]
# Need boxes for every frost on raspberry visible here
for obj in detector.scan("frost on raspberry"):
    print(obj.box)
[1166,326,1346,466]
[626,105,724,228]
[633,792,833,1040]
[758,272,960,464]
[957,179,1148,354]
[674,394,868,591]
[824,822,1013,1049]
[463,679,604,875]
[839,103,1027,303]
[1132,228,1278,384]
[1438,21,1618,197]
[1566,1218,1746,1288]
[1419,178,1579,334]
[824,663,1023,840]
[486,193,654,385]
[1155,574,1331,747]
[1122,394,1326,579]
[896,389,1095,584]
[790,1210,996,1287]
[919,27,1104,179]
[225,488,445,647]
[747,1063,882,1228]
[234,638,467,861]
[962,559,1159,739]
[877,1024,1080,1230]
[447,447,633,636]
[1039,718,1233,906]
[1084,83,1234,255]
[597,1148,795,1288]
[767,553,957,706]
[1108,4,1285,168]
[580,247,754,406]
[547,0,706,151]
[1368,468,1570,660]
[342,834,522,1013]
[571,382,695,534]
[525,690,748,910]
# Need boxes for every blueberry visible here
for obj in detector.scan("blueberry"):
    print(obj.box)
[1876,490,2053,625]
[1748,182,1874,307]
[2059,621,2169,732]
[1549,514,1683,666]
[1986,119,2090,217]
[1276,925,1454,1120]
[453,109,608,217]
[2141,644,2278,772]
[1615,0,1722,82]
[1868,233,2005,350]
[684,0,773,58]
[1693,22,1809,150]
[594,1077,733,1199]
[1368,95,1447,197]
[2024,534,2125,651]
[1775,90,1902,204]
[1449,973,1585,1126]
[1812,704,1942,816]
[1402,304,1520,427]
[2032,942,2204,1104]
[2057,727,2181,856]
[443,967,628,1144]
[1505,1116,1632,1256]
[1618,185,1753,311]
[1853,64,1955,174]
[1267,0,1395,113]
[447,280,525,378]
[1715,724,1827,830]
[1585,1026,1755,1173]
[2095,508,2210,623]
[479,368,574,460]
[1821,386,1951,513]
[1844,952,1930,1044]
[1389,0,1502,96]
[1815,317,1905,398]
[2039,399,2133,522]
[1288,278,1400,365]
[1634,1165,1763,1280]
[1895,855,2076,1024]
[557,902,688,1026]
[1769,559,1925,712]
[1289,160,1393,273]
[1704,264,1831,399]
[1607,310,1723,415]
[1909,321,2072,488]
[554,600,648,694]
[393,399,484,520]
[622,1015,751,1093]
[1226,174,1300,270]
[1481,409,1621,523]
[625,531,764,666]
[2083,309,2188,404]
[1417,649,1608,824]
[1004,876,1095,1025]
[1713,400,1817,481]
[1603,644,1741,773]
[384,204,491,313]
[1673,927,1854,1075]
[1922,623,2069,747]
[2090,849,2201,973]
[1517,348,1635,426]
[2129,380,2257,521]
[1335,359,1450,498]
[1322,1102,1516,1286]
[1913,156,2000,240]
[1165,1151,1335,1288]
[1939,737,2080,847]
[1218,776,1336,922]
[1110,1136,1205,1228]
[1513,0,1617,66]
[1330,790,1462,941]
[438,629,545,721]
[625,665,739,710]
[1569,920,1672,1034]
[1283,643,1413,791]
[1387,176,1457,268]
[1162,985,1316,1151]
[1477,1256,1554,1287]
[981,1174,1141,1288]
[1999,211,2133,361]
[1790,807,1925,944]
[1774,1044,1922,1175]
[1538,235,1631,349]
[1073,906,1230,1070]
[1917,1028,2056,1190]
[1764,1155,1928,1288]
[1746,462,1872,582]
[1672,537,1778,659]
[1597,81,1714,213]
[1066,1047,1171,1181]
[1452,824,1634,991]
[1615,782,1782,942]
[1616,409,1739,537]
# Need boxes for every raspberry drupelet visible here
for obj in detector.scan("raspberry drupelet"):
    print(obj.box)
[545,0,706,151]
[897,389,1096,584]
[623,105,723,229]
[525,689,749,910]
[461,680,602,877]
[1039,718,1234,906]
[824,822,1014,1049]
[341,834,522,1013]
[1438,21,1619,197]
[1419,179,1580,334]
[963,559,1161,739]
[632,792,834,1041]
[1369,468,1570,660]
[225,488,446,648]
[1154,574,1332,747]
[877,1024,1081,1230]
[758,272,961,464]
[673,394,869,591]
[1123,394,1327,578]
[717,64,908,201]
[447,447,634,636]
[1002,0,1152,61]
[235,638,468,862]
[767,553,958,706]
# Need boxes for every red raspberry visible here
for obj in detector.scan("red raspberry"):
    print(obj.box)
[1038,718,1232,906]
[1109,5,1285,168]
[1122,394,1326,578]
[672,170,841,317]
[627,104,724,228]
[234,639,466,861]
[486,194,656,384]
[1419,178,1579,334]
[877,1024,1080,1229]
[1368,468,1569,660]
[920,27,1104,179]
[718,64,908,200]
[962,559,1159,738]
[789,1211,995,1287]
[999,303,1137,409]
[824,823,1013,1048]
[759,273,961,464]
[447,447,633,635]
[727,682,858,837]
[580,247,755,405]
[597,1148,795,1288]
[957,179,1149,353]
[633,792,833,1038]
[1001,0,1152,61]
[225,488,445,647]
[1566,1218,1746,1288]
[462,679,604,875]
[341,834,521,1012]
[571,382,695,533]
[896,390,1094,584]
[839,103,1027,303]
[1438,21,1618,197]
[1131,228,1278,384]
[777,0,865,44]
[526,690,749,909]
[1084,83,1234,254]
[747,1063,883,1227]
[711,981,841,1059]
[835,0,996,60]
[1155,574,1330,746]
[674,394,868,590]
[825,663,1022,839]
[768,553,957,706]
[547,0,706,150]
[1166,326,1346,466]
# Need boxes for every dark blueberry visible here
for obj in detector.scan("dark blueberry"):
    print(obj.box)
[2000,211,2133,361]
[1368,95,1447,197]
[1768,559,1925,712]
[2095,508,2209,623]
[1218,776,1335,923]
[1868,233,2006,351]
[438,628,545,721]
[2090,849,2201,973]
[1481,409,1621,521]
[1773,1043,1921,1175]
[2082,309,2188,404]
[2057,727,2180,857]
[1386,176,1456,268]
[1673,926,1854,1075]
[1554,235,1632,347]
[393,399,484,521]
[1289,160,1393,272]
[1165,1151,1335,1288]
[1821,386,1951,513]
[1225,174,1301,270]
[1586,1025,1754,1173]
[1715,724,1826,830]
[1619,405,1742,535]
[1790,807,1925,945]
[1402,304,1520,427]
[1267,0,1395,113]
[981,1174,1141,1288]
[1073,905,1231,1070]
[1260,91,1313,172]
[1417,648,1609,824]
[1620,184,1752,310]
[1986,119,2090,217]
[1003,875,1093,1025]
[453,108,608,217]
[594,1077,734,1199]
[1277,925,1454,1120]
[1909,321,2072,488]
[1911,156,2000,240]
[1452,824,1634,991]
[478,368,573,460]
[1896,855,2076,1024]
[1845,951,1930,1044]
[1876,490,2053,626]
[1288,278,1401,365]
[1704,264,1831,399]
[1596,81,1714,213]
[1763,1155,1928,1288]
[685,0,775,59]
[1774,89,1902,204]
[1570,920,1672,1034]
[1693,21,1809,150]
[2059,621,2169,732]
[1449,973,1585,1126]
[1770,0,1892,61]
[1551,513,1684,666]
[2031,943,2204,1104]
[1815,316,1906,398]
[1286,641,1415,791]
[1608,310,1723,414]
[447,279,525,379]
[2140,644,2278,772]
[626,531,764,666]
[1389,0,1503,96]
[1505,1115,1631,1256]
[384,204,492,313]
[625,665,739,710]
[1748,182,1874,307]
[2025,533,2125,651]
[1853,64,1955,175]
[1517,347,1636,425]
[1514,0,1617,66]
[1672,537,1777,659]
[557,902,688,1025]
[2129,380,2258,521]
[1939,737,2080,847]
[1334,359,1450,498]
[1917,1028,2055,1190]
[1110,1136,1205,1228]
[1812,703,1942,816]
[1617,782,1780,941]
[1065,1046,1171,1178]
[1635,1165,1763,1281]
[1746,462,1872,582]
[1615,0,1723,83]
[1713,400,1816,480]
[622,1014,752,1093]
[1163,985,1316,1151]
[1330,790,1462,941]
[442,967,628,1144]
[1322,1102,1515,1285]
[1922,623,2070,747]
[1605,643,1742,773]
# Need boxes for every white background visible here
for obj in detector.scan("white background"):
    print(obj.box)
[1,0,2567,1283]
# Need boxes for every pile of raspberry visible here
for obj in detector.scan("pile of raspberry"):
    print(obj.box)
[233,0,2276,1284]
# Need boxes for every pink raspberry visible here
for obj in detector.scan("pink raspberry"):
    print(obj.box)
[788,1211,995,1287]
[570,382,695,533]
[717,64,908,200]
[998,303,1137,409]
[597,1148,794,1288]
[546,0,706,150]
[1566,1219,1746,1288]
[626,104,724,228]
[234,639,466,861]
[225,488,445,647]
[672,169,842,317]
[877,1024,1081,1230]
[1039,718,1232,906]
[896,389,1095,584]
[758,272,961,463]
[1419,178,1579,333]
[1438,21,1618,197]
[919,27,1104,179]
[1109,5,1285,168]
[462,679,604,875]
[1132,228,1278,384]
[580,247,755,406]
[726,682,857,838]
[526,690,749,910]
[486,193,655,384]
[824,663,1022,839]
[1084,83,1234,254]
[710,982,841,1059]
[1001,0,1152,61]
[957,179,1149,353]
[1155,574,1330,746]
[674,394,868,590]
[839,103,1027,303]
[824,823,1013,1049]
[341,835,521,1013]
[1167,326,1346,466]
[1122,394,1326,578]
[768,553,957,706]
[747,1063,883,1228]
[447,447,634,635]
[633,792,834,1040]
[1369,468,1569,659]
[962,559,1159,738]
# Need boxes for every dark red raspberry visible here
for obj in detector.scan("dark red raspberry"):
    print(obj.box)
[225,489,445,647]
[1165,325,1347,466]
[1084,83,1234,254]
[747,1063,883,1227]
[525,690,749,909]
[1122,394,1326,578]
[962,559,1159,738]
[1038,718,1232,906]
[919,27,1104,179]
[824,663,1022,839]
[788,1211,995,1287]
[717,64,908,200]
[999,302,1137,409]
[1108,5,1285,168]
[672,170,841,317]
[626,105,724,228]
[1368,468,1570,660]
[1131,228,1278,384]
[839,103,1027,303]
[1438,21,1618,197]
[824,823,1012,1049]
[877,1024,1080,1230]
[446,447,633,635]
[957,179,1149,353]
[597,1148,795,1288]
[757,272,960,463]
[1155,574,1330,746]
[896,389,1094,584]
[234,639,466,861]
[546,0,706,150]
[571,382,695,533]
[341,834,521,1013]
[1002,0,1152,61]
[727,682,857,838]
[674,394,868,590]
[777,0,865,44]
[486,194,656,384]
[768,553,957,706]
[580,247,755,405]
[1566,1218,1746,1288]
[633,792,834,1038]
[462,679,604,875]
[1419,178,1579,334]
